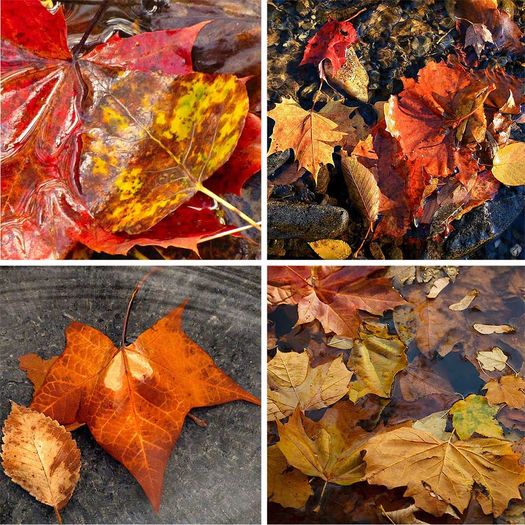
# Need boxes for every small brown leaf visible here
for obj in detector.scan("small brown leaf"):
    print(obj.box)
[484,375,525,409]
[1,403,81,522]
[341,152,380,226]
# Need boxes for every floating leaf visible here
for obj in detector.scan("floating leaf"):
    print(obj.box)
[473,323,516,334]
[484,375,525,409]
[477,347,508,371]
[449,289,479,310]
[426,277,451,299]
[449,394,503,440]
[324,47,369,103]
[1,403,80,522]
[413,410,451,441]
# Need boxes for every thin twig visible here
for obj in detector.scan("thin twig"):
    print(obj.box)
[71,0,109,57]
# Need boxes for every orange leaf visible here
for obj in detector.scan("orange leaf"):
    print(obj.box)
[28,303,259,511]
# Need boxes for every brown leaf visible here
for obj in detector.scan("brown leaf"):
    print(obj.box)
[341,152,380,227]
[324,47,369,103]
[484,375,525,409]
[1,403,81,522]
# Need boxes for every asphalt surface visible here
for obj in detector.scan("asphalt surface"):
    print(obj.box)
[0,267,261,524]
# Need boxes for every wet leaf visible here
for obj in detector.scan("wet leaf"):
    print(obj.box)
[449,289,479,310]
[426,277,450,299]
[449,394,503,440]
[473,323,516,334]
[267,351,351,420]
[412,410,451,441]
[464,23,494,58]
[268,445,313,509]
[364,426,525,517]
[25,303,259,511]
[308,239,352,260]
[477,347,508,371]
[1,403,80,521]
[492,143,525,186]
[324,47,369,103]
[484,375,525,409]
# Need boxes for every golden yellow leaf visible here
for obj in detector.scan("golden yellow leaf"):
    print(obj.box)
[268,445,313,509]
[484,375,525,408]
[449,394,503,440]
[340,152,380,227]
[364,426,525,517]
[477,347,508,371]
[1,403,80,522]
[267,351,352,420]
[492,142,525,186]
[277,404,368,485]
[348,325,407,402]
[268,97,347,181]
[308,239,352,260]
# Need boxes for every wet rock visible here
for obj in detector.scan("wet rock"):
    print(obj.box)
[438,186,525,259]
[268,201,349,240]
[268,150,292,177]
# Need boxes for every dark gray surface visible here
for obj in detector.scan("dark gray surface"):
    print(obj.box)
[0,267,261,524]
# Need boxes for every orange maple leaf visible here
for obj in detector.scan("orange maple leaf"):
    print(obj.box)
[27,303,259,511]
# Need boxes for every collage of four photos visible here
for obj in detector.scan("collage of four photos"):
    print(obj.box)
[1,0,525,524]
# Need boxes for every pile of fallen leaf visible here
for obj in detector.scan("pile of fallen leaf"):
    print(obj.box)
[1,0,261,259]
[268,0,525,259]
[268,266,525,523]
[1,296,258,522]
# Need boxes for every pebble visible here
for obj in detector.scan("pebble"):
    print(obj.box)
[268,201,350,240]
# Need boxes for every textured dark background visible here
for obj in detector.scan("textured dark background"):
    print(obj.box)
[0,266,261,524]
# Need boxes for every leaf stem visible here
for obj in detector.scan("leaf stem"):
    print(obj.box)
[313,480,328,513]
[121,269,158,348]
[53,507,63,525]
[196,183,261,231]
[71,0,109,58]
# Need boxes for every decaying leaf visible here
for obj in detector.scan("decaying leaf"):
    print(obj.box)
[449,289,479,310]
[381,504,430,524]
[1,403,81,522]
[340,152,380,228]
[308,239,352,260]
[449,394,503,440]
[426,277,450,299]
[492,142,525,186]
[477,347,508,371]
[324,47,369,103]
[464,23,494,58]
[348,325,407,402]
[364,426,525,517]
[268,445,313,509]
[277,404,368,486]
[268,98,347,181]
[267,351,351,420]
[484,375,525,409]
[473,323,516,334]
[26,303,259,511]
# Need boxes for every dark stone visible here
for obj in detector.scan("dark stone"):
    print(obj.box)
[0,267,260,524]
[267,150,292,178]
[268,201,350,241]
[440,186,525,259]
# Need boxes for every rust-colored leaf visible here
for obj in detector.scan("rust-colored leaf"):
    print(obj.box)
[1,403,81,522]
[26,303,259,511]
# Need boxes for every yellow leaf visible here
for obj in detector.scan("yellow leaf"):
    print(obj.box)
[309,239,352,260]
[1,403,81,522]
[268,98,346,181]
[80,71,248,234]
[267,351,352,420]
[268,445,313,509]
[449,394,503,440]
[484,375,525,408]
[364,426,525,517]
[492,142,525,186]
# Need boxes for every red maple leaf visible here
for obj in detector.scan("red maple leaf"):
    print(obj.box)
[300,20,358,76]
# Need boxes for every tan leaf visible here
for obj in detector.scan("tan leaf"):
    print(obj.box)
[492,142,525,186]
[268,445,313,509]
[473,323,516,334]
[324,47,369,103]
[413,411,452,441]
[309,239,352,260]
[341,152,380,226]
[449,289,479,310]
[484,375,525,408]
[348,325,407,402]
[426,277,451,299]
[477,347,508,371]
[364,426,525,517]
[277,404,368,485]
[268,98,346,181]
[267,351,352,420]
[381,504,429,524]
[1,403,80,522]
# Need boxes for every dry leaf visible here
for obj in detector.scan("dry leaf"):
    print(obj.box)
[449,394,503,440]
[19,353,58,393]
[426,277,450,299]
[364,426,525,517]
[448,289,479,310]
[341,152,380,227]
[1,403,80,522]
[267,351,352,420]
[477,347,508,371]
[484,375,525,408]
[413,411,452,441]
[327,335,354,350]
[492,142,525,186]
[348,326,407,402]
[465,23,494,57]
[324,47,369,103]
[473,323,516,334]
[268,445,313,509]
[381,504,429,524]
[308,239,351,260]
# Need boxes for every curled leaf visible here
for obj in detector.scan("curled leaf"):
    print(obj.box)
[1,403,81,522]
[426,277,451,299]
[449,289,479,310]
[473,323,516,334]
